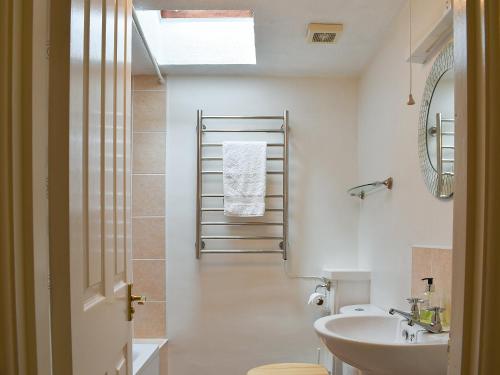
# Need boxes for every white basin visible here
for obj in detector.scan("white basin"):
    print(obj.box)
[314,314,448,375]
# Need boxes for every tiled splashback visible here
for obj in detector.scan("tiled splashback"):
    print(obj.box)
[411,247,452,327]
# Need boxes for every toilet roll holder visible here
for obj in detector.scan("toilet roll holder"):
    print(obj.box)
[307,278,331,306]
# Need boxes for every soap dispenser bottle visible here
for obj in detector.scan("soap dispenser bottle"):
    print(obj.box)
[420,277,435,322]
[421,277,435,308]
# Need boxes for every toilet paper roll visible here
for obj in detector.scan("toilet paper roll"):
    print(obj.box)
[308,292,326,306]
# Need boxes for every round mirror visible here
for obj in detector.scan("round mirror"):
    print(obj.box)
[418,43,454,199]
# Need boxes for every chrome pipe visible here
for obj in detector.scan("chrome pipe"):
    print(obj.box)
[196,110,203,258]
[428,128,455,137]
[201,156,284,161]
[201,115,284,120]
[131,7,164,84]
[201,171,283,175]
[201,194,283,198]
[200,249,284,254]
[202,129,284,133]
[201,222,284,226]
[282,110,289,260]
[201,236,283,240]
[201,208,283,212]
[202,142,284,147]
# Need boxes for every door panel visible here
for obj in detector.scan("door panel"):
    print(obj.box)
[114,345,129,375]
[49,0,133,373]
[86,0,104,293]
[115,0,126,283]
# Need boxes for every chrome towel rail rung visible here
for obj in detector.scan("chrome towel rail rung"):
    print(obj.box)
[201,208,283,212]
[202,129,284,133]
[202,236,283,240]
[200,249,284,254]
[201,194,283,198]
[201,222,283,226]
[202,142,284,147]
[202,156,284,161]
[202,171,283,175]
[202,115,284,120]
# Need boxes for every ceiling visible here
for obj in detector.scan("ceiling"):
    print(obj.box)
[132,0,407,77]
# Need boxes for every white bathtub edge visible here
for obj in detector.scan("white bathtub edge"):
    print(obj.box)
[133,338,168,348]
[133,339,168,375]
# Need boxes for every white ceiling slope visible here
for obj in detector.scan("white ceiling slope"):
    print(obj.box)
[132,0,406,77]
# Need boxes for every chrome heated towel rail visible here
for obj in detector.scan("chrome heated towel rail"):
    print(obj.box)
[435,112,455,198]
[196,110,289,259]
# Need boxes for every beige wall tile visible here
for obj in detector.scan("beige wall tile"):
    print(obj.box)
[411,247,452,296]
[411,247,433,297]
[430,249,452,326]
[132,175,165,216]
[133,132,166,174]
[133,91,166,131]
[133,75,166,91]
[430,249,452,292]
[133,260,166,301]
[133,217,165,259]
[133,302,166,338]
[411,247,452,327]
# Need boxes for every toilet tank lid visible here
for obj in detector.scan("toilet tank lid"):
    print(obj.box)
[339,304,385,315]
[322,268,371,281]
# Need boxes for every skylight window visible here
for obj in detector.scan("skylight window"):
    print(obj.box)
[136,10,256,65]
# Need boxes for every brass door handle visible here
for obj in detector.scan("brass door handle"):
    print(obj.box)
[131,294,146,305]
[128,283,147,321]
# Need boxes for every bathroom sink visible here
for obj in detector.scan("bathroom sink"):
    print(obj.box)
[314,314,448,375]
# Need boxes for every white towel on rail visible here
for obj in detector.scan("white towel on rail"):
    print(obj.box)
[223,141,267,217]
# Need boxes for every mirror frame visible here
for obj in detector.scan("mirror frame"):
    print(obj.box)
[418,42,454,199]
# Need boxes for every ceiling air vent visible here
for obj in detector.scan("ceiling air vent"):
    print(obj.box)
[307,23,343,44]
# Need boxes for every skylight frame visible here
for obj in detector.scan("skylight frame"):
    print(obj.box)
[135,9,257,66]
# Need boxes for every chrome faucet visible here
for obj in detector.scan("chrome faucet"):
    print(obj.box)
[389,298,444,334]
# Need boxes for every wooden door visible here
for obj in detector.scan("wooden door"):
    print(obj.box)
[49,0,133,373]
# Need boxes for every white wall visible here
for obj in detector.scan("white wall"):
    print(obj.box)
[357,1,453,310]
[166,76,359,375]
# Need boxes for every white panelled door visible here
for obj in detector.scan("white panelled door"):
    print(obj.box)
[49,0,133,373]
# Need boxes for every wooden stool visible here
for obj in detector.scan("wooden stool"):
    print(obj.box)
[247,363,329,375]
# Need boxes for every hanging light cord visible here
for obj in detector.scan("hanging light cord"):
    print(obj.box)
[407,0,415,105]
[409,0,413,93]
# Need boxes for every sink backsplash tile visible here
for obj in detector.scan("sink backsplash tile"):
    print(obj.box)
[411,247,452,327]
